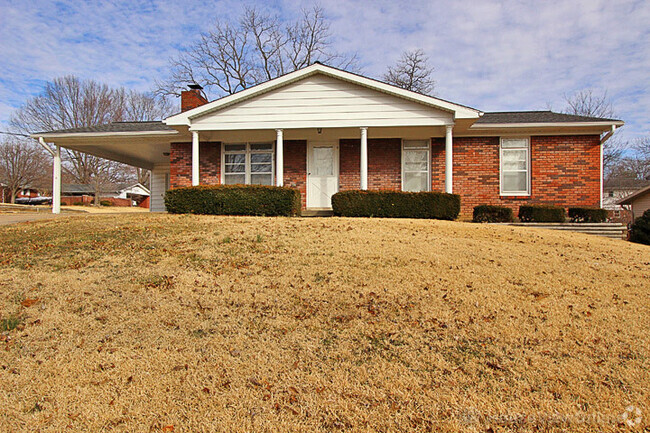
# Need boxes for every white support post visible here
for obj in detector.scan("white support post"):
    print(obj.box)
[276,129,284,187]
[52,145,61,214]
[445,125,453,194]
[600,140,604,208]
[191,131,200,186]
[360,127,368,190]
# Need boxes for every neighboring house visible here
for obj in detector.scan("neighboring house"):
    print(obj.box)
[603,178,650,223]
[62,184,116,197]
[0,183,41,203]
[31,63,623,216]
[115,183,150,206]
[618,184,650,222]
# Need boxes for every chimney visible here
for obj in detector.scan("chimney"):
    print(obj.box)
[181,84,208,112]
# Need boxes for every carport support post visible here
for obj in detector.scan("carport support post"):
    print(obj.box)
[192,131,200,186]
[276,129,283,187]
[52,145,61,214]
[445,125,453,194]
[360,127,368,190]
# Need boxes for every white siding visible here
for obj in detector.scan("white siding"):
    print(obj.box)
[631,193,650,220]
[150,163,169,212]
[192,75,453,130]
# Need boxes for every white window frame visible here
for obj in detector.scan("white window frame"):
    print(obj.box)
[221,142,275,185]
[499,137,531,196]
[401,139,431,192]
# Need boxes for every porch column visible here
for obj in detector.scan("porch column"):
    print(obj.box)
[276,129,284,187]
[192,131,199,186]
[52,145,61,214]
[360,127,368,190]
[445,125,453,193]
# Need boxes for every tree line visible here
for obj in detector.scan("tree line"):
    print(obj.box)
[1,5,647,204]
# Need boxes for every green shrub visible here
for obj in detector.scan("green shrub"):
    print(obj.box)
[331,190,460,220]
[568,207,608,223]
[164,185,301,216]
[472,205,514,223]
[518,205,566,222]
[100,200,113,206]
[629,209,650,245]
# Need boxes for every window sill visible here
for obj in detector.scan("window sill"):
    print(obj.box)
[500,194,531,199]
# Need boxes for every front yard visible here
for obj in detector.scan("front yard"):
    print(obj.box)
[0,215,647,432]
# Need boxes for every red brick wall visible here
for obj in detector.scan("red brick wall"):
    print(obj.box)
[181,90,208,112]
[170,142,221,188]
[432,135,601,216]
[283,140,307,208]
[339,138,401,190]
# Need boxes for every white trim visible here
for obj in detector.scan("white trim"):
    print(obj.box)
[52,145,61,214]
[192,131,200,186]
[31,130,178,139]
[306,141,339,209]
[220,142,275,186]
[276,129,284,187]
[165,63,481,126]
[360,127,368,190]
[499,137,531,196]
[471,121,623,129]
[445,125,453,193]
[401,139,431,193]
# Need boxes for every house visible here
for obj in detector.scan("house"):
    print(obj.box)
[60,184,132,207]
[115,183,150,207]
[603,178,650,223]
[618,184,650,222]
[31,63,623,216]
[0,183,42,204]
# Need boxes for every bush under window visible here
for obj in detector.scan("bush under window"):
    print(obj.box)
[331,190,460,220]
[518,205,566,223]
[473,205,514,223]
[629,209,650,245]
[164,185,301,216]
[568,207,608,223]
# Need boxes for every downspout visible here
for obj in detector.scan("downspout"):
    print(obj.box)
[599,125,617,209]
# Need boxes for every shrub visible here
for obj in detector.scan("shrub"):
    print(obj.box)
[518,205,566,222]
[472,205,514,223]
[331,190,460,220]
[568,207,608,223]
[100,200,113,206]
[629,209,650,245]
[164,185,301,216]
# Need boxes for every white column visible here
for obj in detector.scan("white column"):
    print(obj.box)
[445,125,453,194]
[360,127,368,190]
[52,145,61,214]
[276,129,284,187]
[192,131,200,186]
[600,141,604,208]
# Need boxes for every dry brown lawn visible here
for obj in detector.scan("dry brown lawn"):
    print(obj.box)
[0,214,648,432]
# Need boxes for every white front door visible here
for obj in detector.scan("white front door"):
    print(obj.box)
[307,143,339,208]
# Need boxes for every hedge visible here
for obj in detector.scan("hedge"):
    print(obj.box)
[518,205,566,222]
[629,209,650,245]
[164,185,301,216]
[331,190,460,220]
[473,205,514,223]
[568,207,608,223]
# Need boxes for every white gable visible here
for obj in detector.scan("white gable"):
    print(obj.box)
[190,74,454,130]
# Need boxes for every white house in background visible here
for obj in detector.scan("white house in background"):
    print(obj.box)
[115,183,151,200]
[618,184,650,222]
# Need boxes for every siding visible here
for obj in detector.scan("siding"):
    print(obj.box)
[192,75,453,130]
[150,163,170,212]
[631,192,650,220]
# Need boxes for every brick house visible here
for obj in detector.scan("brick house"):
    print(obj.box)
[32,63,623,216]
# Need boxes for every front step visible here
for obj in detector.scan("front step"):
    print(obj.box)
[301,209,334,217]
[502,223,628,239]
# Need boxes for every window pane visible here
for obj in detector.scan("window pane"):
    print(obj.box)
[502,172,527,192]
[225,144,246,152]
[225,154,245,164]
[313,147,334,176]
[404,172,428,192]
[224,174,245,184]
[251,163,272,173]
[403,140,429,149]
[503,160,527,171]
[501,138,528,149]
[405,162,428,172]
[251,173,273,185]
[404,149,428,164]
[251,153,272,163]
[225,163,245,173]
[250,143,273,151]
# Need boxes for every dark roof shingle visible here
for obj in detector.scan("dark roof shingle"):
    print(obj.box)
[476,111,622,124]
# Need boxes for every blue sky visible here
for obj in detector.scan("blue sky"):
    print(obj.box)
[1,0,649,142]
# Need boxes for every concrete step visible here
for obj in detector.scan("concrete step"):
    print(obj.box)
[301,209,334,217]
[501,222,627,239]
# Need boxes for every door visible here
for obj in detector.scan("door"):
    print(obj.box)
[307,143,339,208]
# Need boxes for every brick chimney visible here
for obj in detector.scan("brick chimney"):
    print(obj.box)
[181,84,208,112]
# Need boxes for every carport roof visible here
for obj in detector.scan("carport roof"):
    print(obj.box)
[34,121,175,136]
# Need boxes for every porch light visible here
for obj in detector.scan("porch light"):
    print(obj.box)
[317,128,322,134]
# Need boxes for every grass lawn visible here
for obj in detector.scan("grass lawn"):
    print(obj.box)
[0,214,648,432]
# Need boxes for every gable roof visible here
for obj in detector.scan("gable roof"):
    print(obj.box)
[472,110,623,128]
[618,184,650,205]
[165,63,482,126]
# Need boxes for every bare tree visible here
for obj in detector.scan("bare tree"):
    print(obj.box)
[383,49,435,95]
[155,5,357,97]
[10,76,171,204]
[562,89,625,178]
[0,139,49,203]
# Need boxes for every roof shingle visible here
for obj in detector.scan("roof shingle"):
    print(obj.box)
[476,111,621,124]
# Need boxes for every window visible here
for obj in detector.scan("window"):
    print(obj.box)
[223,142,274,185]
[500,138,530,195]
[402,140,430,192]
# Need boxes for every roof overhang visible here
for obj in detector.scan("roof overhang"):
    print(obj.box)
[165,63,483,127]
[470,121,624,130]
[617,185,650,205]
